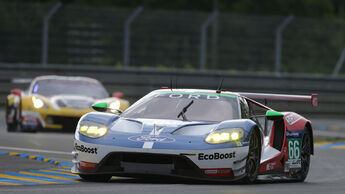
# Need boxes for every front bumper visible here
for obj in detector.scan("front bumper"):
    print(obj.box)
[71,140,249,181]
[21,109,90,131]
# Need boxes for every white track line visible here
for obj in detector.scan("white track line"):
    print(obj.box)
[0,146,71,155]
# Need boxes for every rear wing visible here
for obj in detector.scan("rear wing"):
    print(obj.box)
[239,92,318,107]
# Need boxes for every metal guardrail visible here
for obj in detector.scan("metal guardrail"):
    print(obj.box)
[1,64,345,118]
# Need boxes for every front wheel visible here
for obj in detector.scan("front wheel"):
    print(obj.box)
[6,104,17,132]
[241,129,261,184]
[79,174,112,182]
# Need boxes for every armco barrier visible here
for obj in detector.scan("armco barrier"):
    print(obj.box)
[1,64,345,118]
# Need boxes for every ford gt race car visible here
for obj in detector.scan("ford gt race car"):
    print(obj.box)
[72,88,318,183]
[5,75,130,132]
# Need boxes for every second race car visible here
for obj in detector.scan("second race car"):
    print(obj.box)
[5,75,130,132]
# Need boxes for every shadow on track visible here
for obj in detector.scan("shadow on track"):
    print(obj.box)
[79,175,311,186]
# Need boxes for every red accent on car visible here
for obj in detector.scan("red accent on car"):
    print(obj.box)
[311,94,318,107]
[259,157,283,173]
[11,89,22,97]
[79,161,98,171]
[201,168,234,177]
[161,86,169,89]
[112,92,124,99]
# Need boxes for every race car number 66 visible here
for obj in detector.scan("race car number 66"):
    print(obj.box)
[288,139,301,159]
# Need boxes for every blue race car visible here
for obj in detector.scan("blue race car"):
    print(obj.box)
[72,89,317,183]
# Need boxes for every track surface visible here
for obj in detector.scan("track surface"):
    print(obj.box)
[1,112,345,194]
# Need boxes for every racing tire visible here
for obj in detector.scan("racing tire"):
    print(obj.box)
[79,174,112,182]
[14,99,27,133]
[241,129,261,184]
[5,103,17,132]
[291,127,311,182]
[7,122,16,132]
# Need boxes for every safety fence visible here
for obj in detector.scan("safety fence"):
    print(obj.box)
[1,2,345,76]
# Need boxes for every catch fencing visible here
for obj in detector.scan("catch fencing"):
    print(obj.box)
[1,2,345,75]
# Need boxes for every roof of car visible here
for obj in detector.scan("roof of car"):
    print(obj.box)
[34,75,99,83]
[153,88,241,97]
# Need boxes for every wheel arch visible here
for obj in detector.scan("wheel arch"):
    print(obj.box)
[251,125,263,146]
[241,124,262,184]
[305,122,314,155]
[248,124,263,157]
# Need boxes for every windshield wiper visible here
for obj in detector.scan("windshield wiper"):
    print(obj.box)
[177,100,194,121]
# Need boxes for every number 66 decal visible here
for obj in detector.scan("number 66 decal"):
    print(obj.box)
[288,139,301,159]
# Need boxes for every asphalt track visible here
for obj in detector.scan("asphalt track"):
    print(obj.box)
[0,111,345,194]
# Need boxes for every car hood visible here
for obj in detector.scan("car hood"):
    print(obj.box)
[77,113,256,150]
[49,95,95,109]
[110,117,218,136]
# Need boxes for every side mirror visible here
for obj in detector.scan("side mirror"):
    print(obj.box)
[92,102,108,112]
[11,89,22,96]
[266,110,284,121]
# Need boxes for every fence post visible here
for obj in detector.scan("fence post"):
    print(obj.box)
[332,48,345,78]
[41,2,62,66]
[274,14,294,76]
[211,0,219,69]
[200,11,218,71]
[123,7,143,68]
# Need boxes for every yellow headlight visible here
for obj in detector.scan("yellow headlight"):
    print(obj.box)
[80,125,88,132]
[78,123,108,138]
[220,133,230,141]
[231,132,240,141]
[32,96,44,109]
[205,128,244,144]
[97,127,108,136]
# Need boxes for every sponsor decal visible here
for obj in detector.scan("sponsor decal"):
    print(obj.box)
[285,129,304,171]
[285,113,302,125]
[266,161,276,171]
[285,159,301,172]
[285,130,304,138]
[75,143,98,154]
[156,93,220,100]
[155,92,236,100]
[128,135,175,143]
[198,152,236,160]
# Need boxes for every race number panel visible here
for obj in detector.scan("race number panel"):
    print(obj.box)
[284,130,303,172]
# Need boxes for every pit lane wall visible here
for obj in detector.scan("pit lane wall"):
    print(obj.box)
[1,64,344,118]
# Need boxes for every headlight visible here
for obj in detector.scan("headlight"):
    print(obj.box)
[78,121,108,138]
[32,96,44,109]
[205,128,244,144]
[109,101,121,113]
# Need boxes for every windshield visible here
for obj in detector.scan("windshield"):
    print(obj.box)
[122,91,240,122]
[32,79,109,99]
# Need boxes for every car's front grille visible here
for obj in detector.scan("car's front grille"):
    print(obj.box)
[122,153,173,164]
[96,152,202,177]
